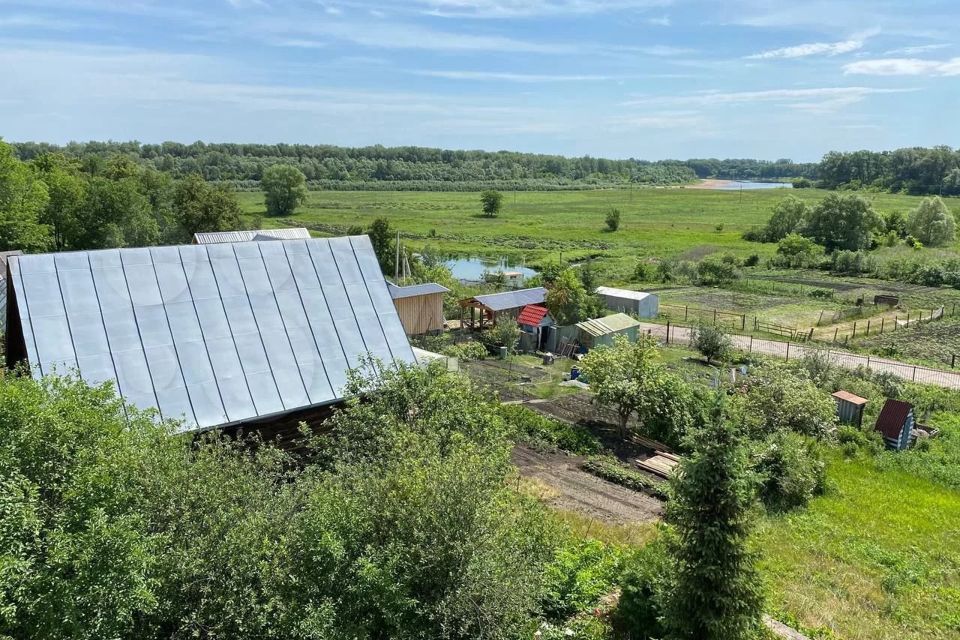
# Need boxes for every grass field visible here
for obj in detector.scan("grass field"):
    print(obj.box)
[238,188,934,279]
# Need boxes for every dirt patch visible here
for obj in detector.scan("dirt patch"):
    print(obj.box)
[512,446,663,525]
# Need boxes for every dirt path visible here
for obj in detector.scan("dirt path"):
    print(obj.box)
[638,322,960,389]
[511,446,663,525]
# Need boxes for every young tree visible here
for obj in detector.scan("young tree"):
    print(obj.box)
[261,164,308,216]
[480,190,503,218]
[691,323,731,365]
[801,193,883,252]
[907,196,956,247]
[761,195,807,242]
[545,267,589,325]
[367,217,396,274]
[580,335,694,443]
[171,174,243,241]
[663,397,763,640]
[0,140,51,251]
[605,207,621,231]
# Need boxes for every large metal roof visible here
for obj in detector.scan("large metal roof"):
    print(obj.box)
[193,227,311,244]
[595,286,655,302]
[576,313,641,337]
[468,287,547,312]
[7,236,414,432]
[387,282,451,299]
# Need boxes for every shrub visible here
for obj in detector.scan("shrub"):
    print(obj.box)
[733,366,838,439]
[540,538,622,621]
[907,196,956,247]
[634,260,651,280]
[752,432,826,512]
[442,340,488,361]
[605,207,621,232]
[655,260,674,282]
[744,253,760,267]
[581,456,669,500]
[692,323,732,364]
[615,541,670,639]
[696,254,741,285]
[500,404,602,455]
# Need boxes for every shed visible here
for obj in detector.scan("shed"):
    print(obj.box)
[193,227,311,244]
[5,236,414,437]
[0,250,23,328]
[459,287,547,330]
[874,294,899,307]
[831,390,868,427]
[575,313,641,349]
[595,286,659,318]
[517,304,553,351]
[874,399,915,451]
[387,282,450,335]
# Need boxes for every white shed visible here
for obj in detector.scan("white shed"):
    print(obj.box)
[594,286,659,318]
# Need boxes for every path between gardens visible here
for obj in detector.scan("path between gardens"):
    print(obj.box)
[636,322,960,390]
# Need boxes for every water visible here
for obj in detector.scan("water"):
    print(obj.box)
[712,180,793,190]
[444,256,538,282]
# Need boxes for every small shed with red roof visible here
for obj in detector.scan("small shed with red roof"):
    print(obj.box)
[874,399,915,451]
[517,304,553,351]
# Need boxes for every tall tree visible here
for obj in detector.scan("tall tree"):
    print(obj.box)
[479,190,503,218]
[261,164,308,216]
[367,217,396,275]
[76,177,158,249]
[761,195,807,242]
[664,397,763,640]
[171,173,243,242]
[0,140,51,251]
[907,196,956,247]
[801,193,882,251]
[31,153,85,251]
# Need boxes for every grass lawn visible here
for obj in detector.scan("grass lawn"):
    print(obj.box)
[757,455,960,640]
[237,188,933,279]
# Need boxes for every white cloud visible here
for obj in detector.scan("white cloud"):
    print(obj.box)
[883,43,950,55]
[413,0,672,19]
[624,86,912,113]
[845,57,960,76]
[412,70,615,82]
[645,15,671,26]
[746,38,865,60]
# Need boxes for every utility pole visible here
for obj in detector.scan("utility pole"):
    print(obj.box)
[394,230,401,281]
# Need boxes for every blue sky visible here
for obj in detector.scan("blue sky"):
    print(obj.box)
[0,0,957,160]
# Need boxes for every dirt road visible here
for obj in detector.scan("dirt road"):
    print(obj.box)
[511,446,663,525]
[638,322,960,390]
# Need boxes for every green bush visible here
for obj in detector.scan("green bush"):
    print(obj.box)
[581,456,668,500]
[442,340,489,361]
[696,253,741,285]
[500,404,602,455]
[753,432,827,512]
[615,541,670,639]
[540,538,623,621]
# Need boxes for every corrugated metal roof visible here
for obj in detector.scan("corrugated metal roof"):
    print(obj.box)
[193,228,311,244]
[387,282,451,299]
[469,287,547,312]
[7,236,415,433]
[832,390,868,406]
[875,399,913,440]
[595,286,654,302]
[576,313,641,337]
[517,304,549,326]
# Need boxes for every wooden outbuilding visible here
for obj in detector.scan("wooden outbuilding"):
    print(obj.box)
[831,390,868,427]
[388,282,450,335]
[874,399,915,451]
[517,304,553,351]
[459,287,547,330]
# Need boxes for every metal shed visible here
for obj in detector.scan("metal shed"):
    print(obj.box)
[595,286,659,318]
[193,227,311,244]
[874,399,915,451]
[387,282,450,335]
[459,287,547,330]
[5,236,414,435]
[575,313,641,349]
[831,390,868,427]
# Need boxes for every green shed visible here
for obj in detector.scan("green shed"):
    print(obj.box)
[575,313,641,349]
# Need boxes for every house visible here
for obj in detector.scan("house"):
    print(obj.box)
[595,286,659,318]
[5,236,414,440]
[831,390,868,427]
[459,287,547,330]
[874,399,915,451]
[193,227,311,244]
[517,304,553,351]
[387,282,450,335]
[0,250,23,328]
[575,313,642,349]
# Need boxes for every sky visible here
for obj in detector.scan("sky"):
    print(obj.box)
[0,0,957,161]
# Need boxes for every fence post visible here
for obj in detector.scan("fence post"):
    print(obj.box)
[867,355,871,368]
[833,327,839,342]
[867,319,871,335]
[713,309,717,325]
[818,310,824,326]
[741,314,746,331]
[785,342,790,361]
[666,321,671,344]
[749,335,753,353]
[684,305,688,321]
[952,354,956,369]
[912,366,917,382]
[881,318,885,334]
[852,321,857,338]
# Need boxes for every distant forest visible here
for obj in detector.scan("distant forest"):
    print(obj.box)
[9,141,960,195]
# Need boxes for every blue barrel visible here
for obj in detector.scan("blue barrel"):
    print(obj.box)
[570,367,580,380]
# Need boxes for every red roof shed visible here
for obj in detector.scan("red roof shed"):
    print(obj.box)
[518,304,551,327]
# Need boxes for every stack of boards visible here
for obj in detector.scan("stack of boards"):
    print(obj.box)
[635,451,680,479]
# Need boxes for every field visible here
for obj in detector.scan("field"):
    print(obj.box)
[237,187,935,280]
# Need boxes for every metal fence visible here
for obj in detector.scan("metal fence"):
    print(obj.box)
[639,322,960,390]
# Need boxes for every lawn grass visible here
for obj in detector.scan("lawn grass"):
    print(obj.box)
[757,455,960,640]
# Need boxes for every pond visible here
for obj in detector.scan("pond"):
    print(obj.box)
[444,256,538,283]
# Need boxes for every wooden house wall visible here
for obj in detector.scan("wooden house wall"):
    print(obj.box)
[394,292,445,335]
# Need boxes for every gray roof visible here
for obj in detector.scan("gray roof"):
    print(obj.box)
[387,282,451,299]
[7,236,414,432]
[193,228,311,244]
[470,287,547,312]
[595,286,655,302]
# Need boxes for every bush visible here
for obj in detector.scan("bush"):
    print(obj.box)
[744,253,760,267]
[615,542,670,640]
[540,538,623,621]
[581,456,669,500]
[634,260,651,280]
[692,323,732,364]
[733,366,838,439]
[442,340,488,361]
[753,432,826,512]
[500,404,602,455]
[696,254,741,285]
[605,207,621,232]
